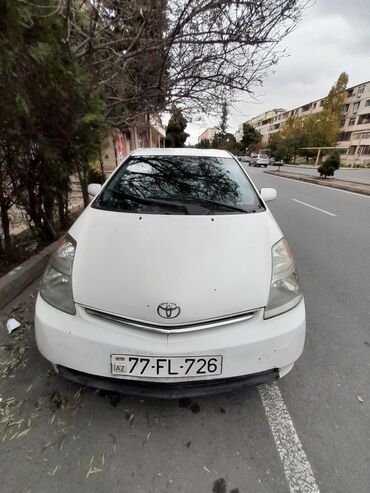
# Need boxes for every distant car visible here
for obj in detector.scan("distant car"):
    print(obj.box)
[269,157,275,165]
[35,148,305,398]
[239,155,251,164]
[272,159,285,167]
[251,154,270,167]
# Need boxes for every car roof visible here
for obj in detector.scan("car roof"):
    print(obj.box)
[130,148,233,158]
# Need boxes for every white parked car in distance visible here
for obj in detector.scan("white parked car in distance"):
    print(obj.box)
[35,148,305,398]
[250,154,270,167]
[238,155,252,164]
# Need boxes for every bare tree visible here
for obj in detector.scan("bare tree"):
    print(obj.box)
[29,0,308,127]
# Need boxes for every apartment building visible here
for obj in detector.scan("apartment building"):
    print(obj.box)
[235,108,286,144]
[338,82,370,164]
[236,81,370,165]
[198,127,218,143]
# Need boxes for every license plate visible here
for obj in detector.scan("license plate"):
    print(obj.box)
[111,354,223,378]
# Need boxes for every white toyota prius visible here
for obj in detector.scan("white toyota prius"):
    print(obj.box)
[35,148,305,398]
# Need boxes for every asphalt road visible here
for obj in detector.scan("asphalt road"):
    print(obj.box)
[263,164,370,185]
[0,169,369,493]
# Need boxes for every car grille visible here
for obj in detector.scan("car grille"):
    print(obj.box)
[84,307,257,333]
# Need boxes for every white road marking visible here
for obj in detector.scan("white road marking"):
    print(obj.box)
[292,199,337,216]
[260,383,320,493]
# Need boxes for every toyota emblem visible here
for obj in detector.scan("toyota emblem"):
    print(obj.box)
[157,302,181,319]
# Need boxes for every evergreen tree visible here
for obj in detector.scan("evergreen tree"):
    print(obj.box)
[241,123,262,152]
[318,151,340,178]
[0,0,106,241]
[165,106,189,147]
[217,101,229,136]
[212,132,243,155]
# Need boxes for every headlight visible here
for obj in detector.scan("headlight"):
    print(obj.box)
[40,235,76,315]
[264,238,302,319]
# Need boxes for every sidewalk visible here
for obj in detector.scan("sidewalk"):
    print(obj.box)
[284,163,370,170]
[276,164,370,185]
[265,170,370,197]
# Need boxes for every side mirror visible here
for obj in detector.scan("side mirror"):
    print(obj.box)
[260,188,277,202]
[87,183,102,197]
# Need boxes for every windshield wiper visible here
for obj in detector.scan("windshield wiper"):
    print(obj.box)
[110,191,190,214]
[183,197,249,213]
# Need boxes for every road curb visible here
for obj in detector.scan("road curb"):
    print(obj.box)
[0,241,59,310]
[264,171,370,196]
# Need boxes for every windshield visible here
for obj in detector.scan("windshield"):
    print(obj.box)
[93,155,264,215]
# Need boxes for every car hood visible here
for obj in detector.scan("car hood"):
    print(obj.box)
[70,208,282,324]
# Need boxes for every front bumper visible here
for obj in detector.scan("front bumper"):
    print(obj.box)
[35,296,306,397]
[58,366,278,399]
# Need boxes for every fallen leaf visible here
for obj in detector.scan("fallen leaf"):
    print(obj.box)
[16,428,31,438]
[86,466,103,479]
[143,431,151,444]
[48,464,61,476]
[357,395,364,403]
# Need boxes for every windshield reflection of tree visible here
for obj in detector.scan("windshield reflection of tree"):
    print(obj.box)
[119,157,241,206]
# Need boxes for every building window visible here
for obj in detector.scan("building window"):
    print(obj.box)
[353,132,370,140]
[352,102,360,113]
[342,104,349,115]
[347,89,354,97]
[365,99,370,107]
[359,145,370,155]
[356,85,365,97]
[347,146,357,155]
[348,118,356,126]
[358,113,370,125]
[339,132,352,141]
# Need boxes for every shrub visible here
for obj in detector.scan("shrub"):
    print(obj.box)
[87,162,104,184]
[318,151,340,178]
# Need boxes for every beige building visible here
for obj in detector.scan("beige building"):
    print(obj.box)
[235,108,286,145]
[198,127,218,143]
[236,81,370,165]
[102,114,166,174]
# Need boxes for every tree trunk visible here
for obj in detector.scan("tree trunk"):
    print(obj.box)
[58,194,66,230]
[0,201,12,252]
[98,149,106,182]
[41,213,58,240]
[112,133,118,167]
[76,163,89,207]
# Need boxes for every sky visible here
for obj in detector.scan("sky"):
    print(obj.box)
[185,0,370,144]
